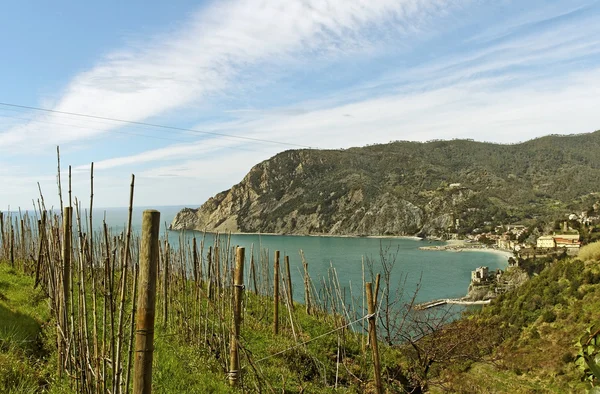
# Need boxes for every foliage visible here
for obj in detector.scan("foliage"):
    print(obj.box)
[433,252,600,392]
[576,324,600,391]
[187,131,600,237]
[580,241,600,262]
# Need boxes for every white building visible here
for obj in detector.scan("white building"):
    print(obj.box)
[536,235,556,248]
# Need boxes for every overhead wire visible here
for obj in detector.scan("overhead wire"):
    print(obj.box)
[0,101,314,149]
[0,111,273,155]
[0,101,419,164]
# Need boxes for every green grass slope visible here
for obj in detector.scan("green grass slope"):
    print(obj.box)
[432,247,600,392]
[0,261,405,393]
[0,264,51,394]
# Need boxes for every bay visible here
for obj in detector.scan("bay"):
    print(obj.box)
[96,205,508,304]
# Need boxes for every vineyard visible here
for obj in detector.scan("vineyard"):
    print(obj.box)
[0,156,411,394]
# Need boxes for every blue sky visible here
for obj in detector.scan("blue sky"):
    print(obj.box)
[1,0,599,209]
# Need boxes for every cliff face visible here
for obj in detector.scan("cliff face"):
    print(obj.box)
[171,151,425,235]
[171,132,600,236]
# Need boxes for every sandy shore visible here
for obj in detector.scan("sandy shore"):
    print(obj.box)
[419,242,514,261]
[457,248,514,260]
[445,239,469,246]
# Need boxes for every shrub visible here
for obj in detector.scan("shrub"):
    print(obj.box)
[578,241,600,262]
[541,309,556,323]
[561,352,575,364]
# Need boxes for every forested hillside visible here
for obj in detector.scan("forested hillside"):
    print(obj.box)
[172,131,600,237]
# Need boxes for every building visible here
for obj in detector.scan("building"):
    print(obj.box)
[497,236,519,251]
[536,232,581,250]
[471,266,489,284]
[537,235,556,248]
[554,234,581,249]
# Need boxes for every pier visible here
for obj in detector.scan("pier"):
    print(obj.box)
[414,298,491,310]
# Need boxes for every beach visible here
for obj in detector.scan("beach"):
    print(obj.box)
[419,239,514,261]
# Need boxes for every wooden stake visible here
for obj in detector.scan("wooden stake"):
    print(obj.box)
[366,282,383,394]
[285,255,293,309]
[192,237,198,283]
[114,174,135,393]
[374,273,381,306]
[10,223,15,267]
[34,213,46,288]
[250,245,258,295]
[59,206,72,377]
[163,241,169,329]
[300,250,311,315]
[133,210,160,394]
[207,246,213,300]
[0,212,4,258]
[273,250,280,335]
[229,247,245,386]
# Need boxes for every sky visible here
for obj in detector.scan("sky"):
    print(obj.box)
[1,0,599,210]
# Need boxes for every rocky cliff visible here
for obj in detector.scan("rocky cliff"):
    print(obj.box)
[171,132,600,236]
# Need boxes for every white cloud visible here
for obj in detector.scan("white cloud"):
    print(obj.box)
[222,70,600,146]
[0,0,457,153]
[99,65,599,188]
[3,0,600,208]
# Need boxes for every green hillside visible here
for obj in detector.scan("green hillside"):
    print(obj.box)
[427,242,600,392]
[172,131,600,237]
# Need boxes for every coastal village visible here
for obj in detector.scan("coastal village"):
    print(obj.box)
[418,207,600,306]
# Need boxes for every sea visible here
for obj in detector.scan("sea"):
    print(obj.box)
[7,204,507,305]
[95,205,508,305]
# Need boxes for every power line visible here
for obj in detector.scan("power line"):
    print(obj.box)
[0,101,421,162]
[0,101,314,149]
[0,111,273,155]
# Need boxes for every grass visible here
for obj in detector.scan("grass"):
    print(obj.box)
[429,256,600,392]
[6,250,596,393]
[0,261,394,393]
[151,294,377,393]
[0,263,52,394]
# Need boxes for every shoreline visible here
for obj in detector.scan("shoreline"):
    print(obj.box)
[171,228,512,260]
[457,248,514,260]
[419,243,514,261]
[170,228,514,261]
[171,228,425,241]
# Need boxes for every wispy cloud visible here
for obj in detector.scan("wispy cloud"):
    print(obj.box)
[0,0,458,153]
[94,2,600,177]
[2,0,600,208]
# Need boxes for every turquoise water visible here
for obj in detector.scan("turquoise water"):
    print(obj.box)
[93,206,507,304]
[5,205,506,305]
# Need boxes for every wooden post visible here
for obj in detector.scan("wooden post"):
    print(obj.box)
[301,251,311,315]
[34,213,46,288]
[366,282,383,394]
[207,247,213,300]
[0,212,4,258]
[229,247,245,386]
[133,210,160,394]
[20,219,25,264]
[273,251,280,335]
[285,256,293,309]
[250,251,258,295]
[215,246,221,290]
[9,223,15,267]
[163,241,169,329]
[59,206,72,376]
[374,273,381,306]
[192,237,199,284]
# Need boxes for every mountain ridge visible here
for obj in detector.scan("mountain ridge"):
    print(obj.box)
[171,131,600,237]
